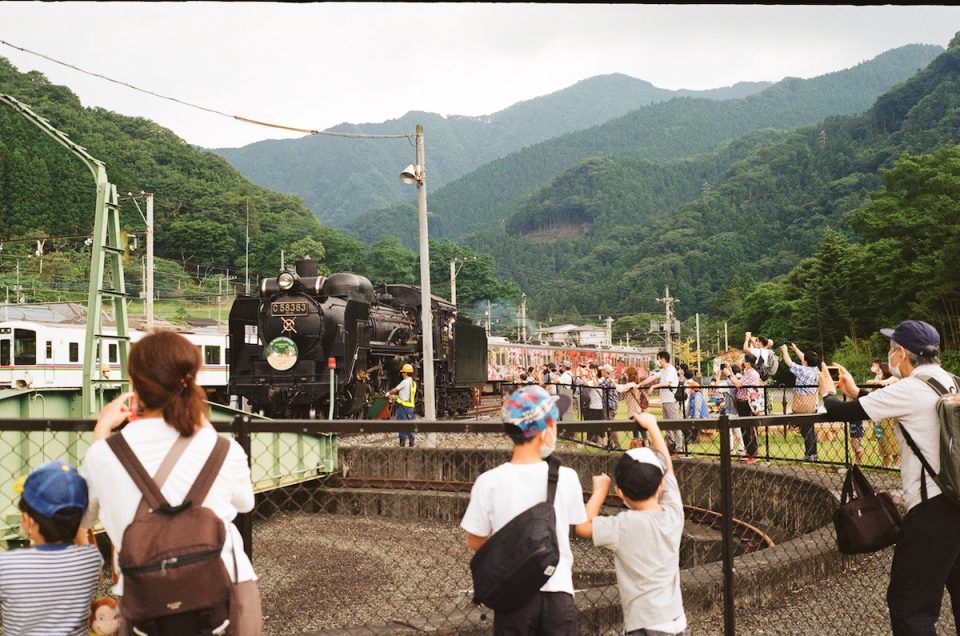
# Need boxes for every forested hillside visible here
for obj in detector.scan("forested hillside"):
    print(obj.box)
[464,35,960,358]
[0,58,515,309]
[215,74,772,228]
[348,44,942,245]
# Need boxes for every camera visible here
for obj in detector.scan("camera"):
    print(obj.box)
[720,363,728,370]
[827,366,840,382]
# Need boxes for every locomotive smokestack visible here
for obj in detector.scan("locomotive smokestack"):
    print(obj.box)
[296,257,319,278]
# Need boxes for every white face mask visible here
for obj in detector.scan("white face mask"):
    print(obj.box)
[888,347,903,379]
[539,426,557,459]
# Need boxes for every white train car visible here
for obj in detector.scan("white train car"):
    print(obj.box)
[0,320,228,399]
[486,337,656,383]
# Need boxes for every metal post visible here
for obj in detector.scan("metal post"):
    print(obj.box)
[414,125,437,445]
[719,414,736,636]
[234,415,253,560]
[145,193,154,330]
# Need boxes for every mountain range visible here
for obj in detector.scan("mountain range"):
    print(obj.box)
[214,75,773,227]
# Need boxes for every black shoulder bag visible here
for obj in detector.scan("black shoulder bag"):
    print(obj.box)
[470,455,561,612]
[833,464,902,554]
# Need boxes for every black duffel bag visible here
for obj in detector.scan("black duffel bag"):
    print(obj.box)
[833,464,902,554]
[470,455,561,612]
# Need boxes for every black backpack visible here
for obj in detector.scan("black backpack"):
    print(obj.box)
[754,351,769,381]
[470,455,561,612]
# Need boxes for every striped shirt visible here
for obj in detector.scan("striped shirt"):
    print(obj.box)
[0,544,102,635]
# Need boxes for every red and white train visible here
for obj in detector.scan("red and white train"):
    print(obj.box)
[486,336,655,383]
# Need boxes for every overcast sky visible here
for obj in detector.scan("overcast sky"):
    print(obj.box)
[2,3,959,149]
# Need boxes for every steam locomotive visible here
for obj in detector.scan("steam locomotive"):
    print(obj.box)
[227,258,488,419]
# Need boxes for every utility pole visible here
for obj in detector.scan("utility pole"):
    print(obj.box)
[485,300,492,336]
[217,276,223,327]
[695,313,701,374]
[15,260,23,304]
[724,321,729,351]
[145,193,154,329]
[605,317,614,346]
[655,286,678,361]
[123,192,155,329]
[245,199,250,296]
[448,256,476,307]
[520,293,527,342]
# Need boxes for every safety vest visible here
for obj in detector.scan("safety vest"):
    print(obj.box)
[398,378,417,408]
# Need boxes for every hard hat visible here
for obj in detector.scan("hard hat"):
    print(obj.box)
[401,363,414,374]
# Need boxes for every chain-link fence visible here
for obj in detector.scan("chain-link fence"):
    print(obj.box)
[230,414,922,635]
[0,412,945,635]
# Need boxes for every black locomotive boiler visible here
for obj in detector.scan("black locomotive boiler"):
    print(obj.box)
[227,258,488,419]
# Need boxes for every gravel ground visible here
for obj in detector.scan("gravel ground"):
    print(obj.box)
[254,513,475,635]
[690,549,955,636]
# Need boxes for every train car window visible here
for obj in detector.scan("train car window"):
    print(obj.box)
[14,330,37,366]
[108,344,118,363]
[204,346,221,365]
[46,342,53,360]
[0,340,9,366]
[69,342,79,363]
[244,324,258,345]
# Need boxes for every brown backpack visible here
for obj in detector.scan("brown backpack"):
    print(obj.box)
[108,433,233,636]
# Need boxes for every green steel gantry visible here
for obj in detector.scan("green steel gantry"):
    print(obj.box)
[1,94,129,415]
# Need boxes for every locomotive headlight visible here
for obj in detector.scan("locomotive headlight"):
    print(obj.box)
[277,271,297,290]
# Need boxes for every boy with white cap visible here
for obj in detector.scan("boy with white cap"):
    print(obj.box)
[461,385,587,635]
[0,460,103,636]
[576,413,688,635]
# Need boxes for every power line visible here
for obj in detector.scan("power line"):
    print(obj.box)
[0,39,413,140]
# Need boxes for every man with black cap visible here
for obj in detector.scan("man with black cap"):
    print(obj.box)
[820,320,960,635]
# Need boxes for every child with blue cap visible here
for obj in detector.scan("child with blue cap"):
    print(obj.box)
[460,385,586,635]
[0,460,103,635]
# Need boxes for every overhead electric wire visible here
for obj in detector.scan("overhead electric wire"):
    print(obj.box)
[0,38,413,140]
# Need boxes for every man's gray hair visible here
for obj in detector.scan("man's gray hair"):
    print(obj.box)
[904,348,940,367]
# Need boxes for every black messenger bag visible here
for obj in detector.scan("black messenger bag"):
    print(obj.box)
[833,464,902,554]
[470,455,561,612]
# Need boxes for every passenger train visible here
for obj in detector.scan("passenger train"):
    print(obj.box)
[486,336,654,382]
[0,320,229,400]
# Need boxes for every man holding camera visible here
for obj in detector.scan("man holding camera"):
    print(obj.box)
[819,320,960,635]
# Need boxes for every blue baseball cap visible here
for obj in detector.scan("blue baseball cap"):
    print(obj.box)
[880,320,941,357]
[502,386,571,439]
[15,460,88,518]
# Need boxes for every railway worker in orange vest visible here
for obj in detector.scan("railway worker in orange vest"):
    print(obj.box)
[388,363,418,447]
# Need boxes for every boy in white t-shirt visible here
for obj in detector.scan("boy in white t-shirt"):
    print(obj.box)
[461,385,587,635]
[576,413,689,636]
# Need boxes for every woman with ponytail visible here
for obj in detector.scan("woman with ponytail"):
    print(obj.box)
[80,331,261,634]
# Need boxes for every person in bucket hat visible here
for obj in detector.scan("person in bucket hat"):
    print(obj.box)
[460,385,586,635]
[0,460,102,635]
[820,320,959,634]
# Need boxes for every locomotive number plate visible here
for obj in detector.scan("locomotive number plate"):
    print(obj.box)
[271,301,308,316]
